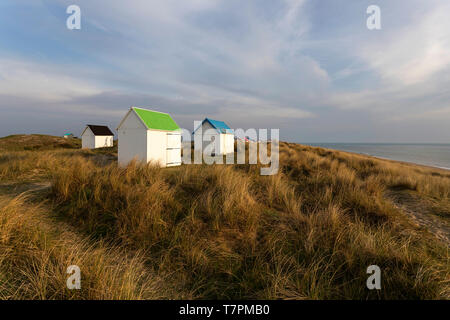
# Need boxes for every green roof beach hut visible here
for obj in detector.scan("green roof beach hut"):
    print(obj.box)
[116,107,181,167]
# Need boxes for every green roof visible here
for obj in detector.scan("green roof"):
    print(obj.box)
[133,107,180,131]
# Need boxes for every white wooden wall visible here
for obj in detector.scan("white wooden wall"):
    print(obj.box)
[147,130,166,166]
[118,111,148,165]
[81,129,95,149]
[94,136,113,148]
[221,133,234,154]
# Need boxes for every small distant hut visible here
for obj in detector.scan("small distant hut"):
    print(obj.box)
[116,107,181,167]
[63,133,74,139]
[81,125,114,149]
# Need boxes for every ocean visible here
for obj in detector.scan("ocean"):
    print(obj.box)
[303,143,450,170]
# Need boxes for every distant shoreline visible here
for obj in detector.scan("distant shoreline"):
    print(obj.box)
[367,154,450,171]
[303,143,450,172]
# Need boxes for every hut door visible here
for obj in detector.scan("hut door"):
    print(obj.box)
[166,132,181,167]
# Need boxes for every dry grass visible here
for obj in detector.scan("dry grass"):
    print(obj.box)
[0,135,449,299]
[0,134,81,151]
[0,194,178,299]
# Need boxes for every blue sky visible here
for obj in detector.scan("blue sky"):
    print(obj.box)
[0,0,449,142]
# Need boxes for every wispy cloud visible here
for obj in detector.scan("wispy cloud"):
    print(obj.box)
[0,0,449,142]
[360,3,450,85]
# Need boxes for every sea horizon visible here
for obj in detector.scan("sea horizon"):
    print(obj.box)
[301,142,450,170]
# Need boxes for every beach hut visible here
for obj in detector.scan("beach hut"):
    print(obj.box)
[63,133,74,139]
[81,125,114,149]
[193,118,234,155]
[116,107,181,167]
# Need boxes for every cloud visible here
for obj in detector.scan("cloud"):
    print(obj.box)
[360,3,450,86]
[1,1,319,123]
[320,0,450,134]
[0,59,102,102]
[1,0,449,142]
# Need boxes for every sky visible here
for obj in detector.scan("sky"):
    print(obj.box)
[0,0,449,143]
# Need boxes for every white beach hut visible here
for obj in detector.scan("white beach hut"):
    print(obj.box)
[81,125,114,149]
[116,107,181,167]
[193,118,234,155]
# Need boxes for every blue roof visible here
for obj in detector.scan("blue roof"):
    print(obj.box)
[193,118,234,134]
